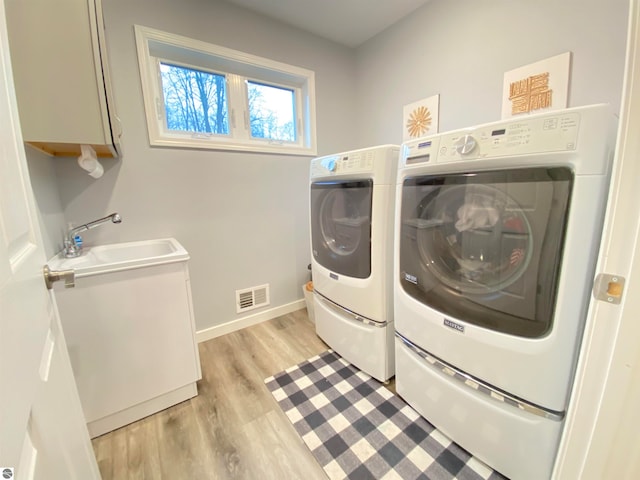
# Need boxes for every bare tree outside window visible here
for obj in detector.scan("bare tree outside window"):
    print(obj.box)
[160,65,296,143]
[160,63,229,134]
[247,81,296,142]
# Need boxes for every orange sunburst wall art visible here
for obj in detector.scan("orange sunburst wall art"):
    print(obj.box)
[403,94,439,141]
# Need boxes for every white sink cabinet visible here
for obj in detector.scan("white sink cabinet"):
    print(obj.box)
[48,239,202,438]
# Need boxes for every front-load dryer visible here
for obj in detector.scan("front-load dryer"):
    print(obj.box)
[310,145,399,382]
[393,104,616,480]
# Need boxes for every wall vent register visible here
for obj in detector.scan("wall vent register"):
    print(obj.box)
[236,284,270,313]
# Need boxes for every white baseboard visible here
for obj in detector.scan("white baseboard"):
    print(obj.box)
[196,299,306,343]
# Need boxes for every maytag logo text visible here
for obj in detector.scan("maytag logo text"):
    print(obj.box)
[443,318,465,333]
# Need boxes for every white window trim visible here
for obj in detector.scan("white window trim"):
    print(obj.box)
[134,25,317,156]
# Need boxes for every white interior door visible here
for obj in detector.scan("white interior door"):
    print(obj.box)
[553,0,640,477]
[0,0,100,478]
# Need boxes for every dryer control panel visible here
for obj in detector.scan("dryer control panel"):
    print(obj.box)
[310,145,399,181]
[403,111,582,166]
[310,150,375,177]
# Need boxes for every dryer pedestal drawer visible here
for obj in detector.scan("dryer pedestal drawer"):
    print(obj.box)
[314,293,394,382]
[395,338,562,480]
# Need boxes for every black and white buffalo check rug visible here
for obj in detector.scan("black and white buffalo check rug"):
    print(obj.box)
[264,350,507,480]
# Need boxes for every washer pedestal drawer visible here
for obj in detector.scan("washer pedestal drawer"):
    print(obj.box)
[395,337,563,480]
[314,293,394,382]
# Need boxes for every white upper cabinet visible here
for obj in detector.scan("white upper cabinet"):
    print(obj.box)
[5,0,121,158]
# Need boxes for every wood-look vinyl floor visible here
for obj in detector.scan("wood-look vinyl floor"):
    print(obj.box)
[92,309,332,480]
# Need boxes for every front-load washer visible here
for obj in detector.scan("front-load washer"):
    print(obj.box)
[393,104,615,480]
[310,145,399,382]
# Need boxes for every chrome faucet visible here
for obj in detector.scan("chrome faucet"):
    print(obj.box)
[63,213,122,258]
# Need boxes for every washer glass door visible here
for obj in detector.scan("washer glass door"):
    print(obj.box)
[311,179,373,279]
[399,167,572,337]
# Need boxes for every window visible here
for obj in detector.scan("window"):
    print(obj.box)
[159,62,229,135]
[134,25,317,155]
[247,81,295,142]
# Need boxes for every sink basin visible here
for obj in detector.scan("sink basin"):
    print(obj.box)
[47,238,189,277]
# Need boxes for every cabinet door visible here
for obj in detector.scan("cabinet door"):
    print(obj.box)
[5,0,120,157]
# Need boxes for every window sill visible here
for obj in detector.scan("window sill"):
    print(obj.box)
[149,136,318,157]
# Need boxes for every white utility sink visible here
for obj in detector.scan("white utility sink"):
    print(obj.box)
[47,237,189,277]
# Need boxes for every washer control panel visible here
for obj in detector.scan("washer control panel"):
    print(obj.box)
[403,111,582,166]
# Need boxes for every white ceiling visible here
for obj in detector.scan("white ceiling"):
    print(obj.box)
[222,0,432,48]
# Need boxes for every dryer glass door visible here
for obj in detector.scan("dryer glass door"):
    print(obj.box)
[311,179,373,279]
[399,167,572,337]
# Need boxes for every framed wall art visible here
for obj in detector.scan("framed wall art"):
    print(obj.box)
[403,94,439,141]
[502,52,571,119]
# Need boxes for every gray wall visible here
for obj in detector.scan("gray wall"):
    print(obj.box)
[355,0,629,147]
[26,0,629,334]
[49,0,357,331]
[24,147,66,260]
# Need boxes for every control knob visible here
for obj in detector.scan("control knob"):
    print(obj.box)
[454,135,478,155]
[325,158,337,172]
